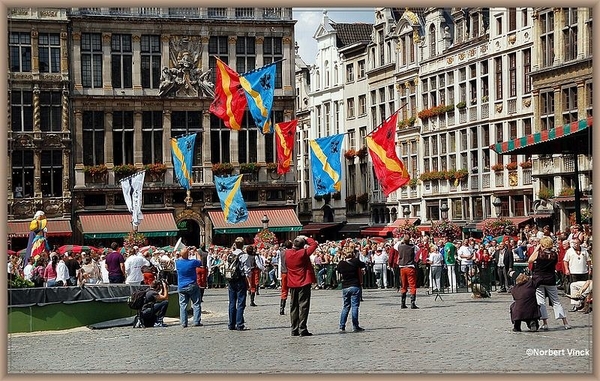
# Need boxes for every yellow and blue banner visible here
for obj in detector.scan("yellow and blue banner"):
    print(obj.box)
[239,62,277,134]
[214,174,249,224]
[170,133,196,190]
[309,133,345,196]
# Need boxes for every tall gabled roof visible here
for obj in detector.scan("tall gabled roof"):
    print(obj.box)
[331,22,373,49]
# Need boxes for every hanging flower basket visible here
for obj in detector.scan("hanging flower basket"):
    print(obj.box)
[144,163,167,175]
[356,146,368,159]
[344,149,357,160]
[83,164,109,177]
[393,221,419,239]
[482,218,517,238]
[240,162,262,174]
[454,169,469,180]
[559,187,575,197]
[123,231,147,251]
[254,228,278,249]
[519,161,532,169]
[356,193,369,204]
[505,162,518,171]
[431,220,463,240]
[491,163,504,172]
[265,162,278,172]
[345,194,356,204]
[537,188,554,200]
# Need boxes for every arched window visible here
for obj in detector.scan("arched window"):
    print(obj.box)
[429,24,437,57]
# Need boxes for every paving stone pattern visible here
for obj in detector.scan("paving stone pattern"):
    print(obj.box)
[7,288,592,374]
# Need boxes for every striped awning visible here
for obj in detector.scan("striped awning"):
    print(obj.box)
[207,208,302,234]
[79,212,179,239]
[491,117,592,155]
[7,219,72,238]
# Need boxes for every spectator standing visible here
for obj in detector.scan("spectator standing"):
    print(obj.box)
[278,240,292,315]
[428,244,444,292]
[457,239,474,288]
[64,252,81,286]
[124,247,149,285]
[81,255,101,285]
[286,235,318,337]
[336,248,366,333]
[529,236,571,330]
[494,241,513,293]
[175,246,203,328]
[44,254,59,287]
[105,242,126,284]
[372,247,388,289]
[396,233,419,309]
[55,254,70,286]
[98,255,110,284]
[227,238,252,331]
[563,239,591,286]
[443,237,457,291]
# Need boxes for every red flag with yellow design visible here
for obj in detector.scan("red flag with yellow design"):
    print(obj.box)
[209,58,247,130]
[274,119,297,175]
[365,112,410,196]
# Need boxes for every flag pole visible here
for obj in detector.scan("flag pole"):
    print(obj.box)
[366,102,409,138]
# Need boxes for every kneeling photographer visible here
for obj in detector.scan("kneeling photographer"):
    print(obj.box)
[142,279,170,327]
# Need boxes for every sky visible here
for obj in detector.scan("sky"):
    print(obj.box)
[292,8,375,65]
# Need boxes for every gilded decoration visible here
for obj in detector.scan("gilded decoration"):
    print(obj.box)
[447,57,453,64]
[523,98,531,108]
[458,52,465,60]
[495,103,503,113]
[508,172,518,187]
[176,209,203,227]
[158,36,215,98]
[481,45,488,53]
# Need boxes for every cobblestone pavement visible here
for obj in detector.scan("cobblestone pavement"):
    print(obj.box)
[7,287,593,374]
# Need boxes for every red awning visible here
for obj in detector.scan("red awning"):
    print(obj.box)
[390,218,421,227]
[7,219,72,238]
[476,217,533,231]
[79,212,178,239]
[360,226,395,237]
[207,208,302,234]
[299,222,342,234]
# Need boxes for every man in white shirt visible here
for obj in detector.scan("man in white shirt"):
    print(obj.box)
[125,247,150,285]
[457,240,474,288]
[56,254,70,286]
[372,247,389,289]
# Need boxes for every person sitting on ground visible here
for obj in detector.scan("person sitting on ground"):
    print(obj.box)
[510,273,541,332]
[142,279,170,327]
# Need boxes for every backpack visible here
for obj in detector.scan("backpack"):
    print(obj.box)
[224,253,242,282]
[127,288,148,310]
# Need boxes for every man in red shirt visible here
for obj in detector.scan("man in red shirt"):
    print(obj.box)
[286,235,318,336]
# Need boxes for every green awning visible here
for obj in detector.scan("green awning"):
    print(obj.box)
[213,226,302,234]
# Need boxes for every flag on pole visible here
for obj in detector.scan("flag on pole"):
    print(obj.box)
[309,133,345,196]
[239,62,276,134]
[121,171,146,228]
[365,112,410,197]
[171,133,197,190]
[214,174,249,224]
[274,119,297,175]
[209,58,247,130]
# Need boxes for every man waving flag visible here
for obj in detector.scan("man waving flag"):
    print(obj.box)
[209,58,247,130]
[365,112,410,196]
[171,133,197,190]
[239,62,277,134]
[274,119,297,175]
[309,133,345,196]
[214,174,249,224]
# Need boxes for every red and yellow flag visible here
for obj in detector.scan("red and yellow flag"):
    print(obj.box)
[365,112,410,197]
[274,119,297,175]
[209,58,247,130]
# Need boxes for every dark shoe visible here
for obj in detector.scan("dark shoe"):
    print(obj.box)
[353,327,365,332]
[411,302,419,309]
[291,330,300,336]
[228,326,236,331]
[299,331,313,336]
[236,326,249,331]
[193,322,203,327]
[512,327,522,332]
[339,327,346,333]
[529,321,539,332]
[250,302,257,307]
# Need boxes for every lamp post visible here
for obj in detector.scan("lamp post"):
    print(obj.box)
[261,214,270,230]
[492,197,502,218]
[440,202,449,221]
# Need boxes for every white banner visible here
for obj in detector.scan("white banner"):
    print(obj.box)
[121,171,146,227]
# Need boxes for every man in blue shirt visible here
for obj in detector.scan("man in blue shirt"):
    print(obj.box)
[175,246,203,328]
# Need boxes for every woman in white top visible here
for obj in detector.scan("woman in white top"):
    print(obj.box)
[427,245,444,291]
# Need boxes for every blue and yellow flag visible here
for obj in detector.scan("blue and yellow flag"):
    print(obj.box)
[170,133,196,190]
[309,134,345,196]
[239,63,276,134]
[214,174,249,224]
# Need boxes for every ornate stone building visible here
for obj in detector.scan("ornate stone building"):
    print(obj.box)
[8,7,301,249]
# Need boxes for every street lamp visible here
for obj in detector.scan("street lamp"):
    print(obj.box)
[492,196,502,218]
[403,206,411,220]
[261,214,270,230]
[440,202,449,220]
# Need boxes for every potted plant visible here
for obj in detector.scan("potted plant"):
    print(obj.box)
[519,160,532,169]
[356,193,369,204]
[83,164,108,179]
[344,149,357,160]
[113,164,137,176]
[239,162,261,174]
[356,146,368,159]
[408,178,418,187]
[537,188,554,200]
[454,169,469,180]
[332,191,342,200]
[456,101,467,109]
[559,187,575,197]
[265,162,278,172]
[393,221,419,239]
[345,194,357,204]
[491,163,504,172]
[144,163,167,175]
[482,218,517,238]
[505,162,518,171]
[212,162,234,176]
[431,220,463,241]
[443,170,456,181]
